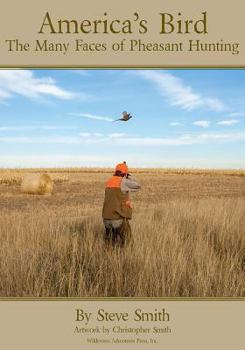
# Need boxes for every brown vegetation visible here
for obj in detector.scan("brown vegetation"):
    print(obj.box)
[21,173,53,195]
[0,168,244,297]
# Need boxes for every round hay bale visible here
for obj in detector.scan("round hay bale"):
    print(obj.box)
[21,173,53,195]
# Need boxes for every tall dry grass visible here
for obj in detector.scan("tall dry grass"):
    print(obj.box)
[0,169,244,297]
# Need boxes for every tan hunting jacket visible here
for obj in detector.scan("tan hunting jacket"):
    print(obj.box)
[102,176,140,220]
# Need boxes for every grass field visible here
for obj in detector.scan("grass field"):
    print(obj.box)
[0,168,244,297]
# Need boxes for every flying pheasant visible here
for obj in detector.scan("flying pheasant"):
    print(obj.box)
[114,111,133,122]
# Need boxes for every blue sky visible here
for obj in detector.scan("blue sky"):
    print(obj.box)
[0,69,244,168]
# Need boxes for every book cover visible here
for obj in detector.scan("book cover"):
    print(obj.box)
[0,0,244,349]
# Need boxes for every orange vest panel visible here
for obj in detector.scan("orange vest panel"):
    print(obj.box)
[106,176,122,188]
[103,176,132,219]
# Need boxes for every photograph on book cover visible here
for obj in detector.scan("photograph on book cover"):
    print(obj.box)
[0,0,244,348]
[0,68,244,298]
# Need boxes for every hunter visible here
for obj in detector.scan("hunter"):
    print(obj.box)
[102,162,140,246]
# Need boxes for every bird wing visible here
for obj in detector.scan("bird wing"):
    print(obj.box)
[113,112,133,122]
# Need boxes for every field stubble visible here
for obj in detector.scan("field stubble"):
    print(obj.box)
[0,168,244,297]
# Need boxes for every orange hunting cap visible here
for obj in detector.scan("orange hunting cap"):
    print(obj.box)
[115,161,129,174]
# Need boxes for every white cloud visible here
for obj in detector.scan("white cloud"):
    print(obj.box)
[79,132,104,138]
[79,132,93,137]
[193,120,210,128]
[108,133,126,138]
[0,136,81,144]
[137,70,225,112]
[204,98,225,112]
[0,154,244,169]
[0,155,112,168]
[229,112,245,117]
[169,122,183,126]
[0,90,11,99]
[217,119,239,126]
[0,125,58,131]
[1,132,244,146]
[0,133,125,144]
[76,132,126,140]
[116,133,245,146]
[0,70,75,101]
[70,112,114,122]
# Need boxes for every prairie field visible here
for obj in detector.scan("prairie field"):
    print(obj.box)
[0,168,244,297]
